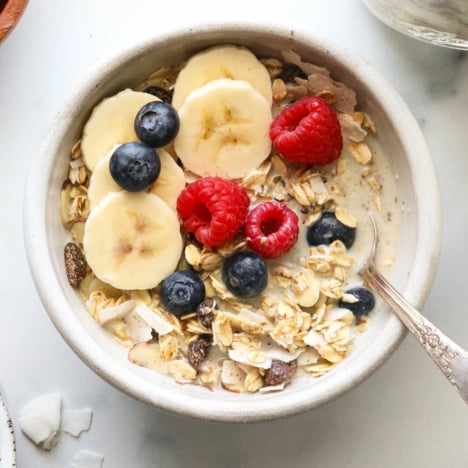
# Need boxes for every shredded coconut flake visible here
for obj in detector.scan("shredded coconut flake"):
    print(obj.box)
[62,408,93,437]
[97,300,135,325]
[18,392,62,449]
[134,303,174,336]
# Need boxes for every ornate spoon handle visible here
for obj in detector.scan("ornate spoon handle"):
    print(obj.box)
[361,263,468,404]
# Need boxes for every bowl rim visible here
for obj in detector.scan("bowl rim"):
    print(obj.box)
[23,21,441,422]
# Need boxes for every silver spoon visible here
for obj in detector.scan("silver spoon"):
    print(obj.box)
[359,212,468,403]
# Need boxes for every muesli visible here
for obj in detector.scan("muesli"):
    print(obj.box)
[61,45,399,393]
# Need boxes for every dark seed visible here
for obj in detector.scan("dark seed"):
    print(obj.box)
[144,86,173,103]
[278,64,307,83]
[196,298,215,329]
[187,334,212,368]
[264,359,298,386]
[64,242,87,287]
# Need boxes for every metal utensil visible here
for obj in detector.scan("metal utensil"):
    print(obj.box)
[359,212,468,403]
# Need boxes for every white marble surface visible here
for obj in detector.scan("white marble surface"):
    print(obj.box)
[1,0,468,466]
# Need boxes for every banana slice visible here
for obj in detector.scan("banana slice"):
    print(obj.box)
[83,191,183,290]
[87,146,121,210]
[173,78,272,180]
[146,149,185,211]
[88,147,185,211]
[172,45,272,109]
[81,89,157,171]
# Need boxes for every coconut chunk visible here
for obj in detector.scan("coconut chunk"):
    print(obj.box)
[62,408,93,437]
[70,449,104,468]
[123,310,153,343]
[228,349,272,369]
[134,303,173,336]
[18,392,62,449]
[228,340,303,369]
[97,300,135,325]
[259,383,286,393]
[297,348,320,366]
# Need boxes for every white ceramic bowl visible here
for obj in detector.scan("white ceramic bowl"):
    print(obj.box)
[23,23,441,422]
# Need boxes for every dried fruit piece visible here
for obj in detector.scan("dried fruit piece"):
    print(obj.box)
[196,298,215,329]
[270,96,343,166]
[187,334,212,367]
[64,242,87,287]
[263,359,298,386]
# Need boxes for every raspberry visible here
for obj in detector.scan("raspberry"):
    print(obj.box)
[245,202,299,259]
[176,177,250,247]
[270,96,343,165]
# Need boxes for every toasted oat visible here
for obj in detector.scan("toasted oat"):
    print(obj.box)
[292,269,320,308]
[316,89,336,104]
[335,157,347,175]
[367,176,383,193]
[373,196,382,213]
[303,329,344,363]
[272,78,288,101]
[69,194,89,222]
[71,140,82,160]
[260,57,283,78]
[356,316,370,333]
[244,367,263,392]
[231,332,262,351]
[362,112,377,134]
[209,274,236,301]
[348,141,373,165]
[68,161,88,185]
[338,113,367,143]
[159,334,179,360]
[305,361,337,377]
[335,206,357,228]
[289,182,310,206]
[216,239,247,257]
[200,251,223,271]
[184,244,202,270]
[168,359,197,382]
[212,313,233,349]
[307,174,330,205]
[271,265,293,288]
[270,154,288,176]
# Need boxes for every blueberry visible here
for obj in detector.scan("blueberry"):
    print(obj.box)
[109,142,160,192]
[161,270,205,317]
[134,101,179,147]
[222,250,268,298]
[306,211,356,249]
[338,286,375,317]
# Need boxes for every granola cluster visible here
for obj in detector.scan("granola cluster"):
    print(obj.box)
[61,49,391,393]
